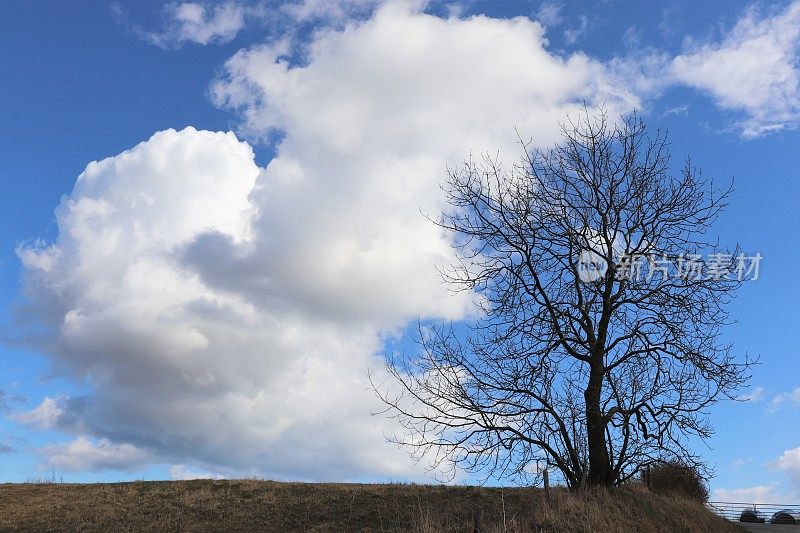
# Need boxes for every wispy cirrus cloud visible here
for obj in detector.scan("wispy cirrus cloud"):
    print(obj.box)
[728,457,751,470]
[532,2,591,45]
[0,389,25,411]
[118,1,250,48]
[742,385,765,402]
[119,0,384,49]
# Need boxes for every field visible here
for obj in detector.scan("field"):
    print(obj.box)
[0,479,742,532]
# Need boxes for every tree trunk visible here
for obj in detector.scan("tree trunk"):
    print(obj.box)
[585,363,612,487]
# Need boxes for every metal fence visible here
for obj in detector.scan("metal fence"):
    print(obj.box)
[707,501,800,524]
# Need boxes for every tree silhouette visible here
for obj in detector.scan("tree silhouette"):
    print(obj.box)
[375,108,755,488]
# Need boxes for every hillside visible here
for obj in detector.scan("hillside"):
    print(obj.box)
[0,479,741,532]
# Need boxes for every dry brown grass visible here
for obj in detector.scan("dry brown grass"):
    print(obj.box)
[0,479,742,532]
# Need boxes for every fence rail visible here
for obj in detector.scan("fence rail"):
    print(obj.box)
[708,501,800,524]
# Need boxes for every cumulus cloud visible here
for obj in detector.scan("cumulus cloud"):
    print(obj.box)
[40,437,152,472]
[17,125,453,480]
[19,2,641,479]
[670,1,800,137]
[206,2,640,326]
[12,397,65,430]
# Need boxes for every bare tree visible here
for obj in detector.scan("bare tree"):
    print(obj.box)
[374,108,755,489]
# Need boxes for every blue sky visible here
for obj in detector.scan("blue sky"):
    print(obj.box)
[1,0,799,501]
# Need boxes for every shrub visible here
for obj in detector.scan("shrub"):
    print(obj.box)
[643,461,709,502]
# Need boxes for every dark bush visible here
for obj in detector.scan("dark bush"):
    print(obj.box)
[643,461,709,502]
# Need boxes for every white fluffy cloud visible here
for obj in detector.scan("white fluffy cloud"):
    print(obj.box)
[12,397,65,430]
[40,437,152,472]
[671,1,800,137]
[207,3,637,325]
[19,2,641,479]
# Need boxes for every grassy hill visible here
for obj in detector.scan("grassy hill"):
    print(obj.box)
[0,479,741,532]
